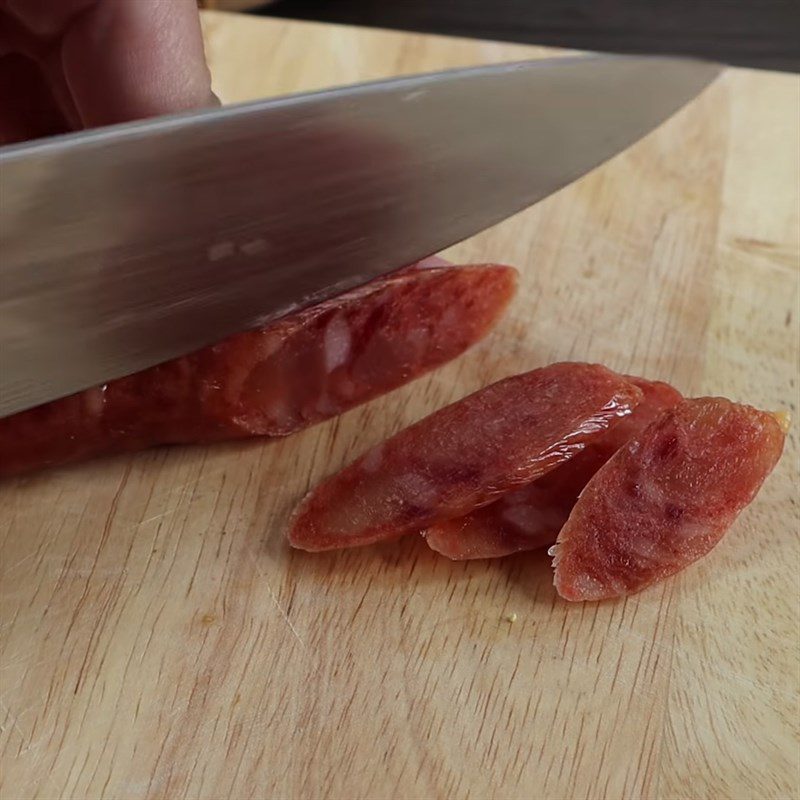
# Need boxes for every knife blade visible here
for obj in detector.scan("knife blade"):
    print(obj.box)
[0,54,719,417]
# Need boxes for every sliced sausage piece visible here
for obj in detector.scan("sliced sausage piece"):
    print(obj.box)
[425,377,682,560]
[288,363,643,551]
[552,397,787,601]
[0,264,517,477]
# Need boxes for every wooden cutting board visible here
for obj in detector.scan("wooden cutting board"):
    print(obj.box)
[1,12,798,800]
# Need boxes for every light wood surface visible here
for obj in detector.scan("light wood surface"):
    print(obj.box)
[1,11,798,800]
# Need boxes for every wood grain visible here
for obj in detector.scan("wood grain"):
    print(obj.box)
[1,11,798,800]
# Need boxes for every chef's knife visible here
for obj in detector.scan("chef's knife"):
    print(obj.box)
[0,54,719,417]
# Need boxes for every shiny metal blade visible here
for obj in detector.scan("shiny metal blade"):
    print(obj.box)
[0,55,719,416]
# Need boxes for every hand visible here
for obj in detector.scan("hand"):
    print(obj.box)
[0,0,217,144]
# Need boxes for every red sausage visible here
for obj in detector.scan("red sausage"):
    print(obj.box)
[288,363,643,551]
[552,397,787,601]
[425,377,682,560]
[0,264,517,477]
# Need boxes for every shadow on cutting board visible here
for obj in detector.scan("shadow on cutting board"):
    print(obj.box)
[283,528,561,606]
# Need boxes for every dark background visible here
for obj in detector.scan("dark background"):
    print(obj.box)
[254,0,800,72]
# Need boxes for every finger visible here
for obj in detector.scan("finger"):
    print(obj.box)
[60,0,218,127]
[1,0,96,37]
[0,53,70,144]
[40,45,83,130]
[0,7,82,134]
[0,8,40,55]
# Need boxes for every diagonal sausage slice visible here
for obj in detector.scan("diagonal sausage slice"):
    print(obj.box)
[289,363,643,551]
[552,397,787,601]
[425,377,682,560]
